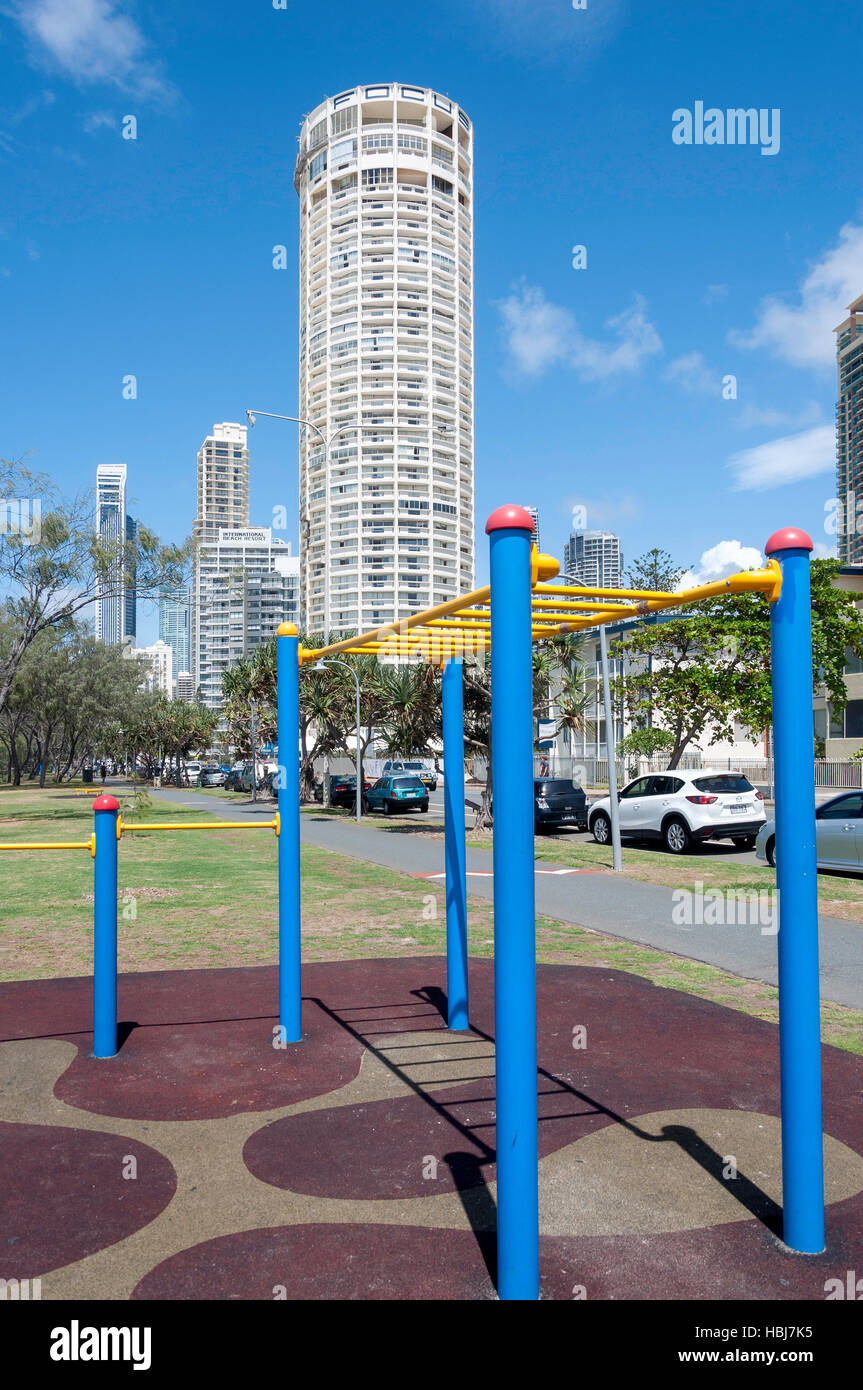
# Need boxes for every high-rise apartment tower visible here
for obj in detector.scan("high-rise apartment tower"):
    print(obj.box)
[194,423,250,543]
[294,82,475,634]
[836,294,863,565]
[563,530,623,590]
[95,463,136,644]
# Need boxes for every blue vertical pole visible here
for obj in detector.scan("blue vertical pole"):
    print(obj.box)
[765,527,825,1253]
[486,504,539,1300]
[443,657,469,1030]
[93,795,119,1058]
[277,623,302,1043]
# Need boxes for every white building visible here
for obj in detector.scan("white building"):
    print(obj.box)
[194,528,300,709]
[294,82,475,635]
[194,423,250,543]
[159,585,191,676]
[95,464,136,643]
[175,670,195,702]
[124,638,174,696]
[524,506,541,552]
[563,530,624,590]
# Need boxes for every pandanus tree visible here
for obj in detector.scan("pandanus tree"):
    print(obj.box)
[374,660,440,758]
[531,632,594,750]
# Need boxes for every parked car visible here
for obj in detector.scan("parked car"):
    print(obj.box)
[238,761,277,793]
[588,771,766,855]
[382,759,438,791]
[363,774,429,815]
[533,778,588,833]
[325,773,373,808]
[184,762,203,785]
[756,791,863,874]
[197,765,226,788]
[223,767,244,791]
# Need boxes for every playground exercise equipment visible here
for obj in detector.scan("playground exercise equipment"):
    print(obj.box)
[300,509,824,1294]
[1,812,279,1059]
[0,509,824,1301]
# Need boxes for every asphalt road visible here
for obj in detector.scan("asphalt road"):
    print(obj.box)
[148,784,863,1010]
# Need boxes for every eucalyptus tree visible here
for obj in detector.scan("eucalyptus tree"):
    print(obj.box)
[613,558,863,768]
[0,458,190,717]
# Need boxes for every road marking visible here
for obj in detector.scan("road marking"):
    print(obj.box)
[413,868,598,879]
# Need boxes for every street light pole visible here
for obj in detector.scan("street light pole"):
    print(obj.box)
[316,659,362,823]
[246,408,358,815]
[599,625,622,872]
[249,698,258,804]
[245,409,358,642]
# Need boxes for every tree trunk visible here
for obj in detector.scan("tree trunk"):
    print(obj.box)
[667,727,695,770]
[474,752,493,830]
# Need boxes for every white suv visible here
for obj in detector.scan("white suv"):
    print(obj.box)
[588,772,766,855]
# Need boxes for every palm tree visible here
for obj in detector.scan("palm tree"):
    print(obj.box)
[374,662,440,756]
[532,632,594,757]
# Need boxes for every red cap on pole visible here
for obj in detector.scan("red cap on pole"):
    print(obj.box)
[92,795,120,811]
[764,527,814,555]
[485,504,535,534]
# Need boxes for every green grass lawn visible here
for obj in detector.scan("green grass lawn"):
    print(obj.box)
[1,786,861,1054]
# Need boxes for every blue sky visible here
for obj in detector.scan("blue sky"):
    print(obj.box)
[2,0,861,643]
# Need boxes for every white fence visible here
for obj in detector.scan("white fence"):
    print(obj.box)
[470,753,862,793]
[315,751,862,792]
[313,756,442,780]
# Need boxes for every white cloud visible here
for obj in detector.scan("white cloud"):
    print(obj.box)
[677,539,766,590]
[498,283,662,381]
[472,0,625,60]
[562,492,642,528]
[730,221,863,370]
[9,89,56,123]
[813,540,838,560]
[703,283,729,304]
[735,400,822,430]
[51,144,86,166]
[725,424,835,491]
[572,294,663,380]
[83,109,115,132]
[664,350,719,395]
[12,0,172,100]
[497,283,573,376]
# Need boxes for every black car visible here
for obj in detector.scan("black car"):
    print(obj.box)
[534,778,588,833]
[329,774,373,808]
[311,774,373,807]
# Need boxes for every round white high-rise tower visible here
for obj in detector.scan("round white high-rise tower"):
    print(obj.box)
[294,82,475,636]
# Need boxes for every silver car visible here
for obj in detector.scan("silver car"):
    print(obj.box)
[755,790,863,874]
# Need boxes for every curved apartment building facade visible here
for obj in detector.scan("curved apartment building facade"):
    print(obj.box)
[294,82,475,636]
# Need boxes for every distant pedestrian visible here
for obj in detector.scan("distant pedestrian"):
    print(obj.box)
[100,762,107,784]
[539,755,549,777]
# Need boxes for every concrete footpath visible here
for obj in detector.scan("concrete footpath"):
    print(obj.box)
[149,786,863,1010]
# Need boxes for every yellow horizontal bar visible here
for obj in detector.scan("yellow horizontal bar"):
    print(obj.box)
[121,820,277,834]
[674,569,779,604]
[536,582,680,601]
[302,563,782,664]
[302,580,493,664]
[0,840,94,852]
